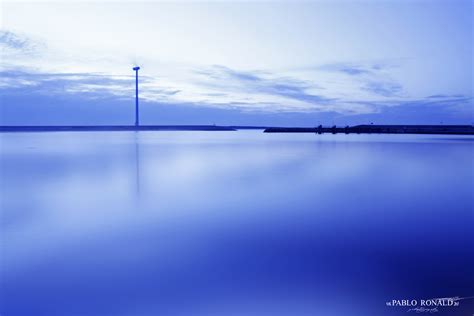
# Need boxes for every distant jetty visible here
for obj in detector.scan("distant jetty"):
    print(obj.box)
[264,125,474,135]
[0,125,236,132]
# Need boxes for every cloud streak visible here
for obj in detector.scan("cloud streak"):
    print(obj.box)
[0,30,44,57]
[192,65,337,112]
[362,81,403,97]
[315,61,396,76]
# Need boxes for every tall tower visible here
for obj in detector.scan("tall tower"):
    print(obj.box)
[133,66,140,126]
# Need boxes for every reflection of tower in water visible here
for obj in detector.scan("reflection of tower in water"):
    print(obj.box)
[134,132,141,198]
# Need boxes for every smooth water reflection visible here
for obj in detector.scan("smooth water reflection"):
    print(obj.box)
[1,131,473,315]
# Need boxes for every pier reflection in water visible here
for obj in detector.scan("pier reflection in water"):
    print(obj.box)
[1,131,473,316]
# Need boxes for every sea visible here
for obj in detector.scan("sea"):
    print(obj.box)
[1,131,473,316]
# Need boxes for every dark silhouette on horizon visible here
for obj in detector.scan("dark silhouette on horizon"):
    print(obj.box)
[264,124,474,135]
[1,124,473,135]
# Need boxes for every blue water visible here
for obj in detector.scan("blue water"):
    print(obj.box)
[1,131,473,316]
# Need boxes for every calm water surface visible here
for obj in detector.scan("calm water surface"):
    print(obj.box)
[1,131,473,316]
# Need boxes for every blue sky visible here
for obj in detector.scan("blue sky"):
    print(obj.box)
[0,0,472,125]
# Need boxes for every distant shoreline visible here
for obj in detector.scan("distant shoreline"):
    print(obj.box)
[0,125,473,135]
